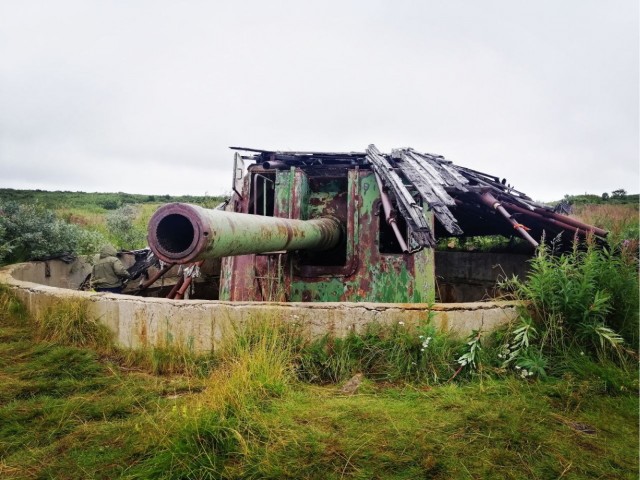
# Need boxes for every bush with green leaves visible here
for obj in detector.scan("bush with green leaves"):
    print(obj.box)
[0,201,107,265]
[106,204,146,249]
[99,199,121,210]
[499,239,639,377]
[0,223,11,264]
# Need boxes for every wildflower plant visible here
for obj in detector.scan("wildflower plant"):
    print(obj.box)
[419,332,433,351]
[500,314,538,366]
[456,329,482,370]
[514,350,547,379]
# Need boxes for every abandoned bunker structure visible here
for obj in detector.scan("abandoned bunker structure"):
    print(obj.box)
[145,145,605,303]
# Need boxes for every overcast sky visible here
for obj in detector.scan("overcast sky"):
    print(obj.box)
[0,1,638,201]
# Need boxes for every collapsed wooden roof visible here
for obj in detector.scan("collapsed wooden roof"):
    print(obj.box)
[231,145,607,251]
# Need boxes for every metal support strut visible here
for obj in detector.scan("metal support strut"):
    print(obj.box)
[480,191,539,248]
[374,172,409,253]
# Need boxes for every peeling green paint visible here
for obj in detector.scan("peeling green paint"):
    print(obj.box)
[219,166,435,302]
[288,171,435,303]
[274,169,294,218]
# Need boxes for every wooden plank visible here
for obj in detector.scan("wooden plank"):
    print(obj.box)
[366,145,434,248]
[426,156,470,190]
[403,152,455,205]
[410,151,469,190]
[395,159,447,206]
[394,153,463,235]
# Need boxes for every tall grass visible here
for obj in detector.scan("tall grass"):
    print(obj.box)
[22,293,216,376]
[32,298,115,352]
[1,285,638,478]
[127,317,478,478]
[572,203,639,243]
[126,313,639,479]
[0,285,27,326]
[203,319,299,406]
[57,207,107,231]
[120,344,218,377]
[129,319,301,479]
[297,321,462,384]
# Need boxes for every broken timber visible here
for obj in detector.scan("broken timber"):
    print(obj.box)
[366,144,435,249]
[228,144,607,248]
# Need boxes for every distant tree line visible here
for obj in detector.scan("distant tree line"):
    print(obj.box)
[561,189,638,206]
[0,189,227,211]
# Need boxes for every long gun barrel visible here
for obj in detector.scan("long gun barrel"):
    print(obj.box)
[148,203,342,264]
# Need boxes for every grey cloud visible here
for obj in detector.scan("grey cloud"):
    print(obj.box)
[0,0,637,200]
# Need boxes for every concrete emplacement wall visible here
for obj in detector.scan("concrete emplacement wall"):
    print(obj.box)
[0,258,523,353]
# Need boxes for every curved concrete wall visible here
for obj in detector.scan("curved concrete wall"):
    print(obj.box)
[0,260,521,353]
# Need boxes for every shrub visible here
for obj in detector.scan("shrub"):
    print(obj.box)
[0,223,11,264]
[99,199,121,210]
[499,239,639,376]
[0,201,107,264]
[106,204,146,249]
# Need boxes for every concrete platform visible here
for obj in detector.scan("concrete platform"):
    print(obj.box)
[0,259,522,353]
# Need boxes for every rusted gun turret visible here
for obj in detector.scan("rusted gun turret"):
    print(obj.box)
[143,145,606,303]
[148,203,342,265]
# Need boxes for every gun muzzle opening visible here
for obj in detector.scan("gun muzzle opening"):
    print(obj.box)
[148,203,208,264]
[156,214,195,255]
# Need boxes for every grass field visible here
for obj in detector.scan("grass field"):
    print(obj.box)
[1,288,638,479]
[56,203,163,239]
[0,188,225,212]
[572,203,639,243]
[1,190,638,478]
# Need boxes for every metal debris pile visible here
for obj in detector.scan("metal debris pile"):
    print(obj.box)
[232,145,607,250]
